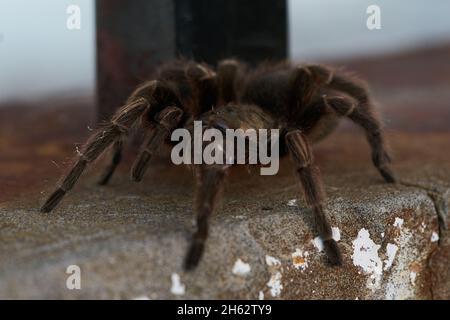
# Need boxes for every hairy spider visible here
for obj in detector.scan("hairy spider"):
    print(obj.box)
[40,59,396,270]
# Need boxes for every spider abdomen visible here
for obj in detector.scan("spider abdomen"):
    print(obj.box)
[240,68,292,121]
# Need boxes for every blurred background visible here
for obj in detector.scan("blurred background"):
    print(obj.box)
[1,0,450,103]
[0,0,95,103]
[1,0,450,201]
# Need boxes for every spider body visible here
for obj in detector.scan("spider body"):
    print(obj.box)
[41,59,396,270]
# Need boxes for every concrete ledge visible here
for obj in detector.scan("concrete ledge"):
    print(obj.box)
[0,157,448,299]
[2,43,450,298]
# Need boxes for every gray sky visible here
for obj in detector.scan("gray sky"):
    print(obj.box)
[1,0,450,102]
[289,0,450,60]
[0,0,95,101]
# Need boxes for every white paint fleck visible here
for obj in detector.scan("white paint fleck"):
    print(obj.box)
[385,282,396,300]
[431,231,439,242]
[258,291,264,300]
[292,249,309,271]
[267,272,283,297]
[265,255,281,267]
[383,243,398,271]
[393,217,404,228]
[352,228,383,289]
[410,272,417,286]
[170,273,185,296]
[312,237,324,252]
[381,232,385,238]
[383,227,417,300]
[287,199,298,207]
[133,295,150,300]
[332,227,341,241]
[232,258,251,276]
[312,227,340,252]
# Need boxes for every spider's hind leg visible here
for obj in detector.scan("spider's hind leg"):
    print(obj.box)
[323,94,397,183]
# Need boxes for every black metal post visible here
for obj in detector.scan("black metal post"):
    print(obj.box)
[96,0,287,120]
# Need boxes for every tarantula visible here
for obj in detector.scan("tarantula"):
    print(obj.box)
[41,59,396,270]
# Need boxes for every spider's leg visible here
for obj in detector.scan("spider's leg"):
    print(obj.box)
[289,64,334,110]
[217,59,244,104]
[40,98,149,213]
[98,139,124,185]
[323,94,396,183]
[286,130,342,266]
[184,164,228,271]
[131,62,218,181]
[185,62,218,116]
[41,80,183,213]
[131,106,183,181]
[182,102,278,271]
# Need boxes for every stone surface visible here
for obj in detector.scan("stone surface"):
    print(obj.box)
[0,113,448,299]
[0,45,449,299]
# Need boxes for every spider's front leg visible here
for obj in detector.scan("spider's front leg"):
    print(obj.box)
[40,98,149,213]
[131,107,184,181]
[184,164,228,271]
[182,103,277,270]
[40,81,183,213]
[285,130,342,266]
[98,139,124,185]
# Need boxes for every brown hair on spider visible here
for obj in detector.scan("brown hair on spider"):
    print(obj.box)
[40,58,396,271]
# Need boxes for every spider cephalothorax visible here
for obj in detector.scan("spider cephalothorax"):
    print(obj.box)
[41,59,396,270]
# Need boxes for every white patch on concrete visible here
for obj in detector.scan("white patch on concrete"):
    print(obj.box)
[258,291,264,300]
[383,243,398,271]
[287,199,298,207]
[381,232,385,238]
[410,272,417,286]
[383,227,416,300]
[265,255,281,267]
[133,295,150,300]
[312,237,324,252]
[385,282,396,300]
[393,217,404,228]
[267,272,283,297]
[431,231,439,242]
[332,227,341,241]
[170,273,185,296]
[311,227,340,252]
[352,228,383,290]
[232,258,251,276]
[292,249,309,271]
